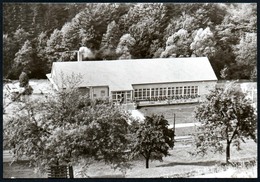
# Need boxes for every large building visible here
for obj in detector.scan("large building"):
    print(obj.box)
[46,57,218,106]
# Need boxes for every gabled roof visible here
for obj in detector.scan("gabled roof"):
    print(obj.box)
[49,57,218,91]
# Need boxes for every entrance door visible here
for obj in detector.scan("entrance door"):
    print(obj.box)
[112,91,132,104]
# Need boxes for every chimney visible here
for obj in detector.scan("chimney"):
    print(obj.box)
[77,50,83,61]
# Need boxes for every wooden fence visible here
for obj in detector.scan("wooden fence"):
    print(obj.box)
[48,165,73,178]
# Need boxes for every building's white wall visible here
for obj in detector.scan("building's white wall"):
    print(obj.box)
[91,86,109,99]
[240,82,257,103]
[198,81,217,100]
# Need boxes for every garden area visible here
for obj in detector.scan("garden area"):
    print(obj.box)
[3,79,257,178]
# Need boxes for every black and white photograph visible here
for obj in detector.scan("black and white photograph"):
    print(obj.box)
[2,2,257,178]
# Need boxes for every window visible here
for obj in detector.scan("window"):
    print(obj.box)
[112,91,132,103]
[138,89,142,100]
[132,85,199,102]
[155,88,159,97]
[184,86,187,96]
[126,91,131,102]
[112,92,121,103]
[190,86,199,96]
[168,87,172,96]
[163,88,167,96]
[176,87,182,96]
[187,86,191,96]
[195,86,198,95]
[93,94,97,97]
[167,87,175,98]
[134,89,138,98]
[101,90,105,97]
[151,88,155,97]
[171,87,175,96]
[159,88,163,96]
[134,89,145,100]
[191,86,195,95]
[112,94,116,100]
[143,89,147,99]
[147,89,150,99]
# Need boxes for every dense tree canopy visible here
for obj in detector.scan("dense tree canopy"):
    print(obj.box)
[233,33,257,79]
[3,3,257,80]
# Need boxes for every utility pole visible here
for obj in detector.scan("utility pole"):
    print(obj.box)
[173,113,176,140]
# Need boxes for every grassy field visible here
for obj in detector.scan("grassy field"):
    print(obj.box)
[139,103,198,125]
[139,103,199,136]
[3,161,44,178]
[75,139,257,178]
[3,139,257,178]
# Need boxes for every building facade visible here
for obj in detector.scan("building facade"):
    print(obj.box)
[47,57,218,106]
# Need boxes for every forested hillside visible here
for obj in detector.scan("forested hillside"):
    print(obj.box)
[3,3,257,80]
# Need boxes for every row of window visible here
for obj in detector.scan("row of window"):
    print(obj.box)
[134,86,199,101]
[92,86,199,103]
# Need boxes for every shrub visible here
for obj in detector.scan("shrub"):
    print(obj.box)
[19,71,29,87]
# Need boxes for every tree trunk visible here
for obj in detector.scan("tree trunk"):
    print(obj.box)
[226,142,230,163]
[145,157,149,169]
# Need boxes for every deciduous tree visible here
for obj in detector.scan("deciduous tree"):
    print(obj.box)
[161,29,191,58]
[4,74,132,173]
[35,32,50,75]
[233,33,257,79]
[193,81,257,163]
[127,3,166,58]
[116,34,136,60]
[45,29,65,67]
[190,27,216,58]
[130,114,174,168]
[13,40,34,77]
[227,3,256,33]
[3,34,15,78]
[98,21,121,60]
[60,22,81,54]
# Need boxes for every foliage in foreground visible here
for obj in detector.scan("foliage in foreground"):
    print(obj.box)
[4,87,132,173]
[193,81,257,163]
[4,82,176,173]
[130,114,175,168]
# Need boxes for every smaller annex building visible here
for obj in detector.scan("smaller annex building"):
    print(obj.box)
[46,57,218,106]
